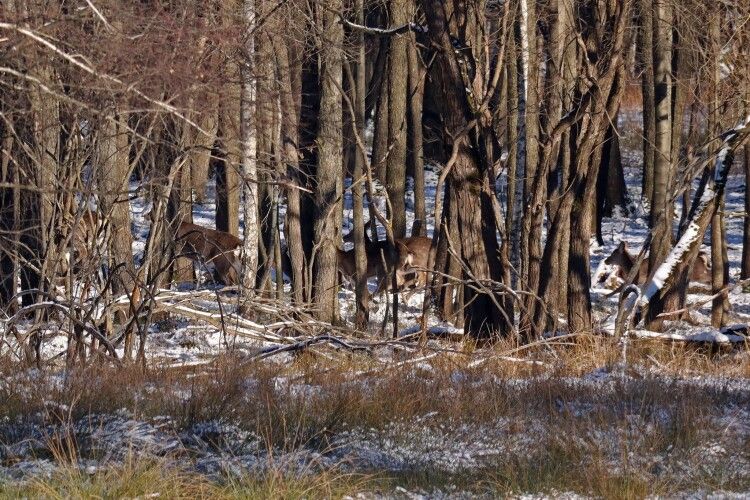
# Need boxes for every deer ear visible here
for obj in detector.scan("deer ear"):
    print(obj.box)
[619,241,626,250]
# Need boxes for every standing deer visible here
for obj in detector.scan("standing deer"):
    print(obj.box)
[339,220,433,293]
[337,239,414,292]
[174,221,242,286]
[55,208,105,279]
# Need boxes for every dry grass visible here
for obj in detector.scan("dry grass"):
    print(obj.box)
[0,458,373,499]
[0,338,747,497]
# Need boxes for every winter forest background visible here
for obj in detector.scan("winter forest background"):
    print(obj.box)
[0,0,749,497]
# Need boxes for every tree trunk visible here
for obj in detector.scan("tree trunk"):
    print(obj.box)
[646,0,673,329]
[352,0,370,328]
[217,4,242,238]
[241,0,259,304]
[639,0,656,203]
[708,7,729,326]
[742,142,750,281]
[191,92,219,204]
[97,110,135,292]
[0,132,16,309]
[312,0,344,323]
[594,118,628,243]
[372,69,390,183]
[641,117,750,325]
[275,35,306,305]
[518,0,541,324]
[384,0,410,239]
[421,0,509,339]
[407,28,426,237]
[167,128,194,285]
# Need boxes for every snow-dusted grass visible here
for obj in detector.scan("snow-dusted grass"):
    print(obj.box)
[0,340,748,497]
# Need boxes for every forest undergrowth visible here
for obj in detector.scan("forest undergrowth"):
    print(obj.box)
[0,339,747,498]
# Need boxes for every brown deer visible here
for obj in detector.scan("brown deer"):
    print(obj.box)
[175,221,242,286]
[56,208,104,278]
[340,220,433,293]
[337,239,415,292]
[602,241,712,287]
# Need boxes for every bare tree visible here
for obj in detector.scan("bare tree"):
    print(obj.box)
[312,0,345,322]
[241,0,259,306]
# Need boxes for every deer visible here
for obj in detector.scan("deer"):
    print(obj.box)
[174,221,243,286]
[337,239,414,292]
[55,208,105,280]
[601,241,712,288]
[339,220,433,293]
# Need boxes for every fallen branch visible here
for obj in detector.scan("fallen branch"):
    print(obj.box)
[254,334,372,360]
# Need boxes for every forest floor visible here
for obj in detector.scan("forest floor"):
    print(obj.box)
[1,113,749,498]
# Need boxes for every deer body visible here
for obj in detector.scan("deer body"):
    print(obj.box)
[175,222,242,286]
[391,236,432,290]
[337,240,414,291]
[56,209,104,278]
[339,221,432,293]
[602,241,712,287]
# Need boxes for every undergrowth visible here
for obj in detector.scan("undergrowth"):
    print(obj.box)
[0,338,747,497]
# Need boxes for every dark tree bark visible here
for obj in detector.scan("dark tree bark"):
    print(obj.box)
[421,0,510,339]
[255,29,277,295]
[161,120,194,286]
[312,0,344,322]
[0,131,16,309]
[742,142,750,281]
[546,0,577,313]
[518,0,541,328]
[505,20,520,288]
[299,41,321,276]
[352,0,370,328]
[639,0,656,203]
[595,118,628,244]
[383,0,410,239]
[533,0,630,335]
[216,7,241,238]
[275,35,307,305]
[407,28,426,236]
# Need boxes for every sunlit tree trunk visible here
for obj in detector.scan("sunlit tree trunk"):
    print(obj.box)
[646,0,674,329]
[241,0,259,305]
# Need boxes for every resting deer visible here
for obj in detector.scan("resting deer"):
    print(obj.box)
[601,241,712,287]
[175,221,242,286]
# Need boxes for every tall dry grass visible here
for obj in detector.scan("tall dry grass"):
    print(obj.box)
[0,338,747,497]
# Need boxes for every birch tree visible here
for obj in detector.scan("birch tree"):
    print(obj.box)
[241,0,259,303]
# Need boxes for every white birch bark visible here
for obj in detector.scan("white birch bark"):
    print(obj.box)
[639,116,750,308]
[241,0,258,296]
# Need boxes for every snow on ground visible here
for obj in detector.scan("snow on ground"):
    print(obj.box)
[1,115,749,496]
[121,114,750,365]
[0,366,747,495]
